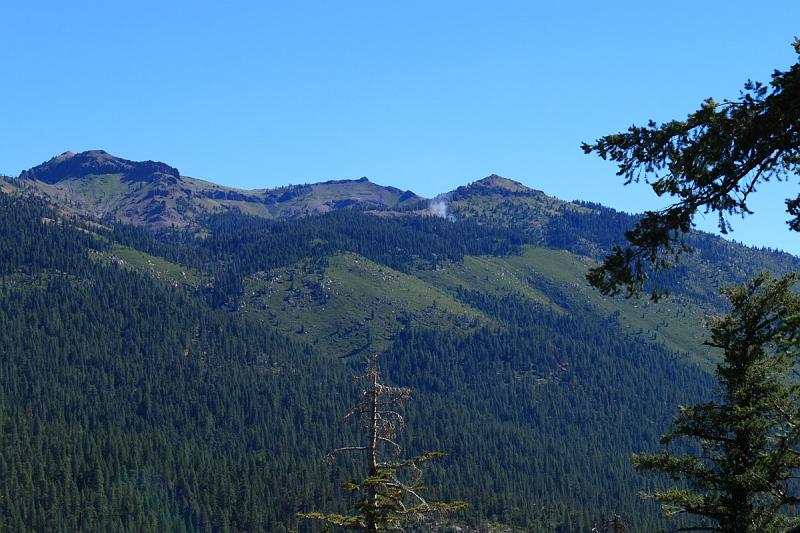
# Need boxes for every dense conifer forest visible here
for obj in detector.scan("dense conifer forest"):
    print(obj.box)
[4,166,800,531]
[2,5,797,532]
[3,188,772,531]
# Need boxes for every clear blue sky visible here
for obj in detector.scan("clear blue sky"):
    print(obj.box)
[2,1,799,253]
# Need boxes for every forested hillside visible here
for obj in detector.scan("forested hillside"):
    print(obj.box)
[1,161,798,531]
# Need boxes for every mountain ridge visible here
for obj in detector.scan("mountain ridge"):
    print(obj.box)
[13,150,426,228]
[20,150,181,184]
[3,150,800,531]
[13,150,592,232]
[9,150,800,267]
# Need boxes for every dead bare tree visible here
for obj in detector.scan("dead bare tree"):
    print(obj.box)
[592,514,627,533]
[607,514,627,533]
[299,356,466,531]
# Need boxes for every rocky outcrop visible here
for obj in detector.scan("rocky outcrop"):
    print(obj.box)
[20,150,180,184]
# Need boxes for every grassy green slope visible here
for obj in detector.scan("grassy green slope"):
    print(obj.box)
[0,176,21,194]
[242,252,489,357]
[103,236,714,366]
[417,246,711,363]
[30,173,130,216]
[232,243,714,366]
[92,243,210,289]
[414,253,557,308]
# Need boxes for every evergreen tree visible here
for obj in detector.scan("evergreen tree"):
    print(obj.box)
[582,39,800,299]
[299,356,465,530]
[632,274,800,532]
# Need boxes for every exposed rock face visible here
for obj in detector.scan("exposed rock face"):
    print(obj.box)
[19,150,180,184]
[15,152,577,234]
[15,150,425,229]
[199,189,261,202]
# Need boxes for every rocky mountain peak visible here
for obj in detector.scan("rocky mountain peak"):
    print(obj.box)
[445,174,539,202]
[19,150,180,184]
[473,174,533,192]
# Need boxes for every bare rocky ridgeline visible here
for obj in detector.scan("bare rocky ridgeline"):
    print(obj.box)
[14,150,424,228]
[12,150,559,230]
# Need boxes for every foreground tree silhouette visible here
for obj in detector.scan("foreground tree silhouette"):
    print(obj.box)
[299,356,466,531]
[633,274,800,532]
[582,39,800,299]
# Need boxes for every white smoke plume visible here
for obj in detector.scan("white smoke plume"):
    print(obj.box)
[428,200,449,219]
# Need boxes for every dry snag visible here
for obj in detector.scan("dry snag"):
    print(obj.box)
[299,356,465,531]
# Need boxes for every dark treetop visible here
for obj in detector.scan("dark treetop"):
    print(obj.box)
[583,39,800,300]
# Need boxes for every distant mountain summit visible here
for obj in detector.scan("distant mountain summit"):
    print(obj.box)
[468,174,534,193]
[20,150,180,184]
[444,174,549,202]
[11,151,594,234]
[14,150,423,228]
[441,174,575,234]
